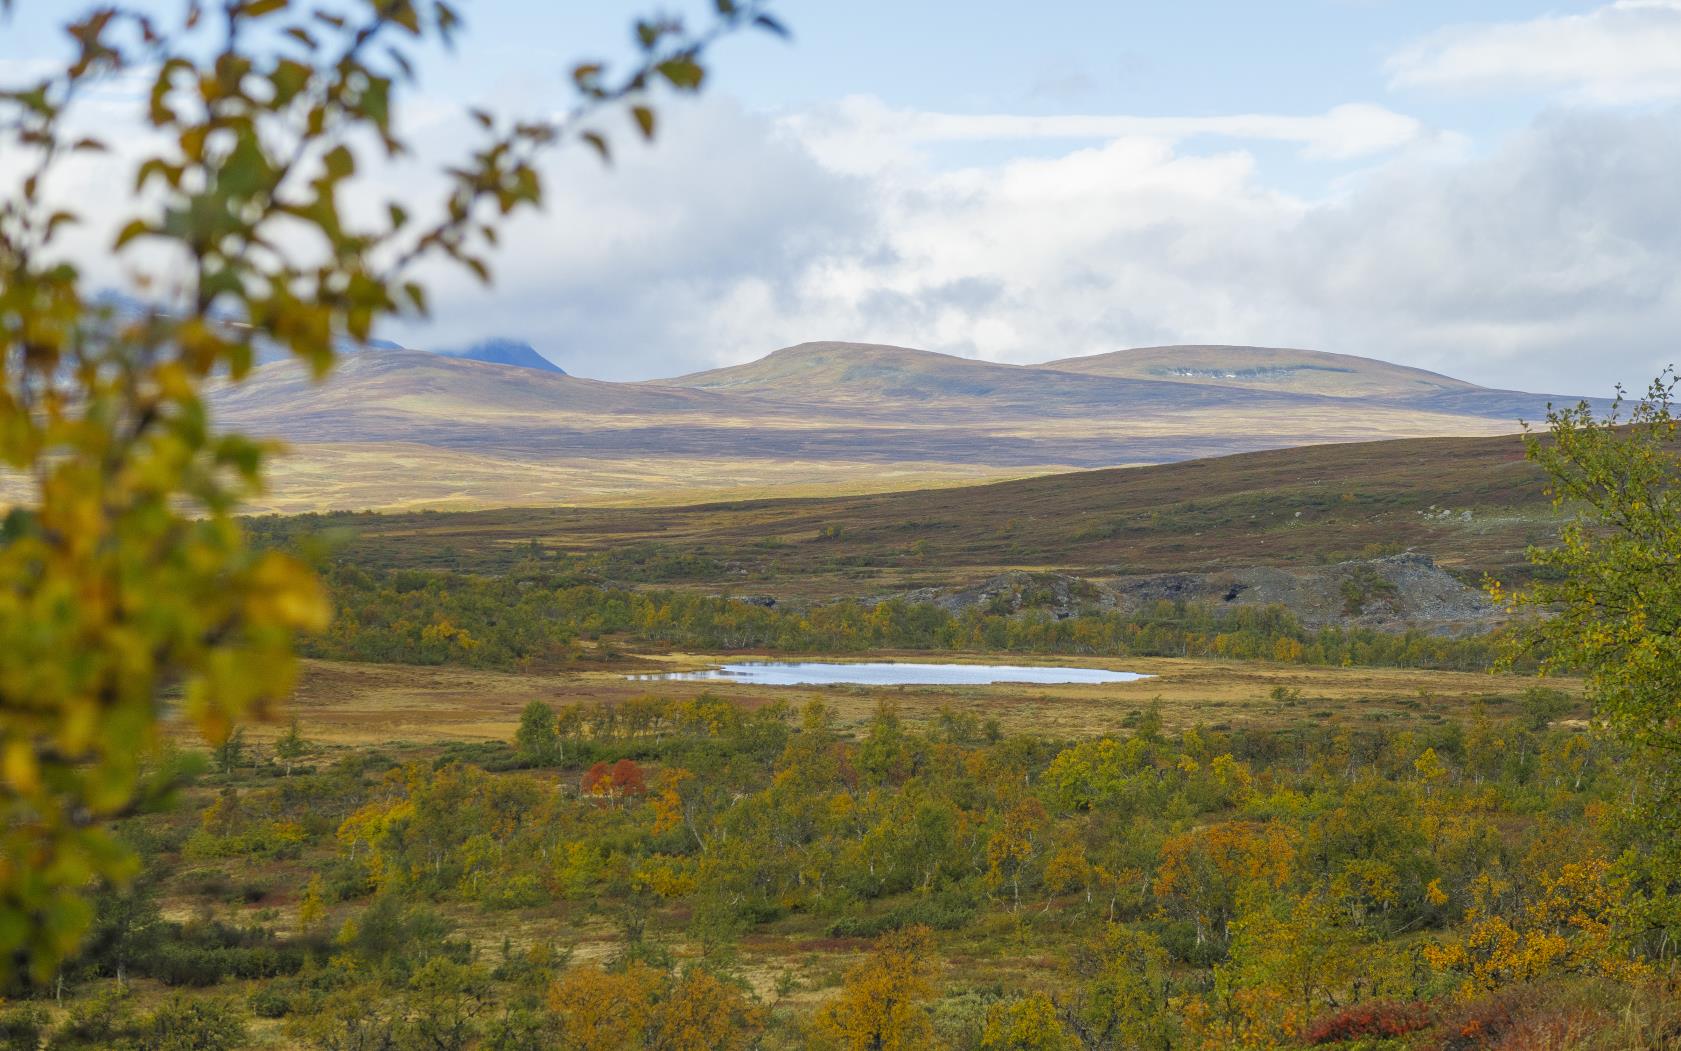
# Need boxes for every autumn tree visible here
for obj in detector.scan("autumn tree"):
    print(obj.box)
[1204,889,1360,1045]
[986,798,1048,909]
[582,758,647,801]
[547,962,661,1051]
[811,926,940,1051]
[1153,821,1296,954]
[1424,858,1649,996]
[0,0,785,981]
[646,968,765,1051]
[1500,373,1681,837]
[297,873,328,932]
[1058,925,1173,1051]
[981,992,1075,1051]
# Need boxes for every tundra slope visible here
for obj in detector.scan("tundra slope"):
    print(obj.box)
[249,430,1565,641]
[210,341,1592,512]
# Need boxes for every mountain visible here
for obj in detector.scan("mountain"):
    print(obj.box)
[1041,344,1476,399]
[1043,344,1580,421]
[672,341,1020,398]
[663,340,1304,417]
[213,348,745,431]
[206,340,1595,513]
[436,338,565,373]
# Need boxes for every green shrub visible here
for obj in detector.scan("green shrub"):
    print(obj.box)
[248,984,293,1019]
[140,996,246,1051]
[0,1006,46,1051]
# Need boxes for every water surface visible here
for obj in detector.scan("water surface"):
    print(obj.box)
[627,661,1150,687]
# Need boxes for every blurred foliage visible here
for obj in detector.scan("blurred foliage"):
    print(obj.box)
[0,0,783,982]
[1500,372,1681,842]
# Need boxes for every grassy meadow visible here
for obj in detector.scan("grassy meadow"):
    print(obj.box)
[251,654,1573,747]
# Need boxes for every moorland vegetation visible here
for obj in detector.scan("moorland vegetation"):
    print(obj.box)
[4,0,1681,1048]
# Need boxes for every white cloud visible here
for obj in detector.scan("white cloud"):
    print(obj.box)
[13,71,1676,398]
[383,97,876,379]
[785,96,1423,174]
[430,95,1679,397]
[1388,1,1681,103]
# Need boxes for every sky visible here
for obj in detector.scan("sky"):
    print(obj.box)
[4,1,1681,394]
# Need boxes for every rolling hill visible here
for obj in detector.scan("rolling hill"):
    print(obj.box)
[252,430,1564,607]
[1041,344,1477,399]
[664,340,1305,415]
[1040,344,1578,422]
[208,340,1594,512]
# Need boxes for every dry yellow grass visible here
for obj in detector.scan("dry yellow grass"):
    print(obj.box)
[221,654,1573,748]
[238,444,1050,514]
[237,398,1525,513]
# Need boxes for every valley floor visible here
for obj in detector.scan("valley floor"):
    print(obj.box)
[245,654,1575,748]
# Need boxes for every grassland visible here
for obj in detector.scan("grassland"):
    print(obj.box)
[244,443,1049,514]
[252,432,1563,601]
[229,654,1579,748]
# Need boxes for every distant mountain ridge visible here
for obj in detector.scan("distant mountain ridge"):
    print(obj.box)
[660,341,1306,416]
[207,339,1599,513]
[435,338,565,373]
[1040,344,1478,399]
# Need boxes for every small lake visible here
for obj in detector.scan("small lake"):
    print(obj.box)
[627,661,1151,687]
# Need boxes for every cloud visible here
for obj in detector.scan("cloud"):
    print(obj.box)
[1273,108,1681,389]
[785,96,1424,173]
[424,94,1680,397]
[1387,1,1681,103]
[13,69,1676,398]
[383,96,876,379]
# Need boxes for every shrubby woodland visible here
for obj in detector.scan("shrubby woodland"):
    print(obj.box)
[299,565,1499,672]
[3,681,1673,1050]
[303,566,1503,673]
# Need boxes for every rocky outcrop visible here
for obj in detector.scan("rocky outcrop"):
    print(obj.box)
[900,571,1114,620]
[900,553,1500,636]
[1103,553,1499,634]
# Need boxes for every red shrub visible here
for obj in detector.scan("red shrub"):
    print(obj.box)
[1305,1000,1435,1044]
[581,758,647,799]
[580,761,610,796]
[608,758,646,796]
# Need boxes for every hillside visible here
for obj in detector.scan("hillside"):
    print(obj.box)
[210,340,1587,512]
[213,348,744,423]
[254,431,1563,604]
[664,340,1301,415]
[1041,344,1476,399]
